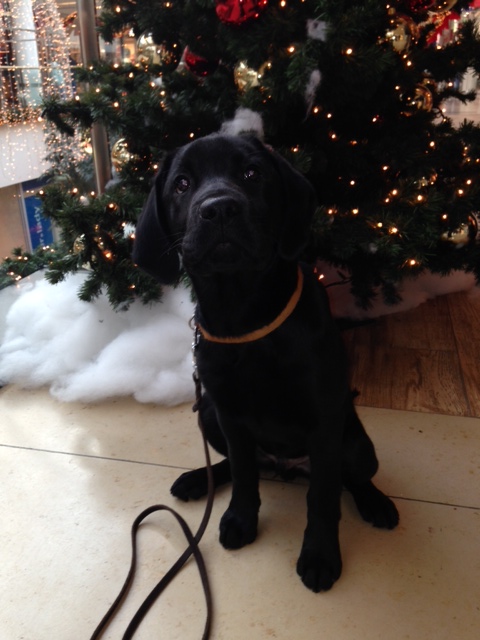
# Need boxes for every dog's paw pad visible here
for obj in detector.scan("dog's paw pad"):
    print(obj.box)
[296,549,342,593]
[170,469,208,501]
[219,509,258,549]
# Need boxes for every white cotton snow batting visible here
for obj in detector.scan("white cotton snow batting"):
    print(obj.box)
[0,273,195,405]
[220,107,264,139]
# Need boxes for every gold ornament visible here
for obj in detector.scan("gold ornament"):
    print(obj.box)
[73,234,85,254]
[136,32,179,67]
[234,60,270,91]
[386,15,419,53]
[441,214,479,247]
[431,1,458,12]
[111,138,136,172]
[402,78,436,114]
[413,83,434,111]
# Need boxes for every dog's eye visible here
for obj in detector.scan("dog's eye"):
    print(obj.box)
[244,166,261,182]
[174,176,190,194]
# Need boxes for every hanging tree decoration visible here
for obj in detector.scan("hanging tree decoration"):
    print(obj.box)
[401,0,458,13]
[215,0,269,25]
[431,0,459,11]
[184,46,219,77]
[441,213,479,247]
[136,31,181,69]
[111,138,138,173]
[385,14,419,52]
[233,59,270,91]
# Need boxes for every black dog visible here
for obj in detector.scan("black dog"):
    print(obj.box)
[133,134,398,592]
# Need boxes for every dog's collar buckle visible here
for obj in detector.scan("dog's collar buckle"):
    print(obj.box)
[195,266,304,345]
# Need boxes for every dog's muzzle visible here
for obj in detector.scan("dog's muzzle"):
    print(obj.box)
[198,194,243,221]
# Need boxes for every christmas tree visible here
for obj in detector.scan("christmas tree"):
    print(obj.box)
[36,0,480,308]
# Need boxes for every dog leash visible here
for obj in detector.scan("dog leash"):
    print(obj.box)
[89,334,214,639]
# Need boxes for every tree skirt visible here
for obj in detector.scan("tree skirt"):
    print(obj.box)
[0,272,195,405]
[0,268,477,405]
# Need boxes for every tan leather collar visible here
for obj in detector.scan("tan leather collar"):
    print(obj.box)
[197,266,304,344]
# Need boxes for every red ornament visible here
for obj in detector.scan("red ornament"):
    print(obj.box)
[184,47,219,77]
[215,0,268,25]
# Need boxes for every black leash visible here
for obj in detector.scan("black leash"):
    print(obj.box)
[89,365,214,640]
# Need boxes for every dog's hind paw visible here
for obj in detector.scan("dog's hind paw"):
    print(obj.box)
[171,468,209,501]
[171,459,232,501]
[350,481,399,529]
[219,508,258,549]
[296,548,342,593]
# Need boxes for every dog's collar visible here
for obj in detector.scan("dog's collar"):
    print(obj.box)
[196,266,304,344]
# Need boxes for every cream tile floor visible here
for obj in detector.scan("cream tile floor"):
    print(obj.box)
[1,384,479,640]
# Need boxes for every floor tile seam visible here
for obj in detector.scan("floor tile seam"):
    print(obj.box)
[2,446,478,511]
[257,477,480,511]
[0,442,192,472]
[390,494,480,512]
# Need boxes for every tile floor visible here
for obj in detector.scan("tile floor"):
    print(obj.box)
[1,383,479,640]
[2,87,480,640]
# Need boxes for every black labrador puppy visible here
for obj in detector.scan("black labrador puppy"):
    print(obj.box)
[133,134,398,592]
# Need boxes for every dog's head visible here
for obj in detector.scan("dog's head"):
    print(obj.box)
[133,134,317,283]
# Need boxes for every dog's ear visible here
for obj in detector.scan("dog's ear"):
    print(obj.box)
[271,151,317,260]
[132,153,181,285]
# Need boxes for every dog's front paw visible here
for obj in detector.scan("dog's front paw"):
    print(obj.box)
[296,547,342,593]
[219,508,258,549]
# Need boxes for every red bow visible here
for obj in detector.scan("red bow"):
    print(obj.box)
[215,0,268,25]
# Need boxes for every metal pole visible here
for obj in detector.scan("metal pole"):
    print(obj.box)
[76,0,111,193]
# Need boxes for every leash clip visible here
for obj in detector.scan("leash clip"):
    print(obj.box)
[190,316,200,368]
[190,316,202,410]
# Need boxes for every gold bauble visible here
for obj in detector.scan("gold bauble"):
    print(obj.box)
[234,60,269,92]
[386,15,419,53]
[73,234,85,254]
[413,84,434,111]
[136,32,179,67]
[441,214,478,247]
[431,1,458,12]
[111,138,136,172]
[402,78,436,114]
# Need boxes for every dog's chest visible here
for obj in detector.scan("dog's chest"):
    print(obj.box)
[197,335,328,428]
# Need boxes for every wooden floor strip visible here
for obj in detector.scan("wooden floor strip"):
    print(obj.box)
[346,289,480,418]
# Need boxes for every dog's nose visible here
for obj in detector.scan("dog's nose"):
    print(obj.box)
[198,195,241,220]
